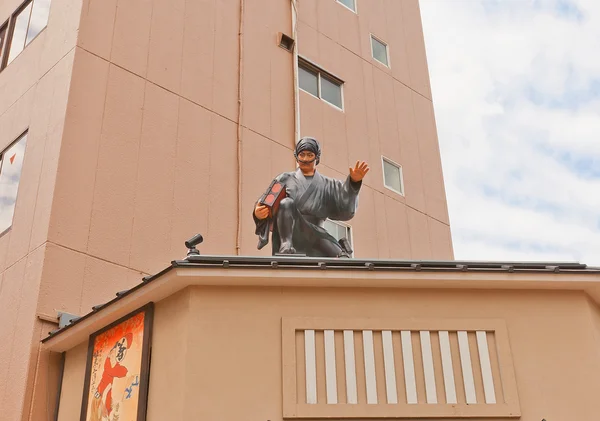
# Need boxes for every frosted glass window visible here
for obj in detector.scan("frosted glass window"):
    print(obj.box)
[337,0,356,12]
[5,0,51,67]
[321,76,343,109]
[298,59,344,110]
[371,35,389,67]
[7,3,32,64]
[382,157,403,195]
[0,133,27,234]
[324,219,352,248]
[299,65,318,97]
[26,0,51,45]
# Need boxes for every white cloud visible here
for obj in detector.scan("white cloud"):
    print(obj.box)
[420,0,600,265]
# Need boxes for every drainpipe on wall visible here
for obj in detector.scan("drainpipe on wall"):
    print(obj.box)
[291,0,301,144]
[235,0,245,256]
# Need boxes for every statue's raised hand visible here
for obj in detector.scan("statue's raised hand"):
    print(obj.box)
[349,161,370,182]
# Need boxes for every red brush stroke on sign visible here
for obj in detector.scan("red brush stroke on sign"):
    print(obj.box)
[9,154,16,164]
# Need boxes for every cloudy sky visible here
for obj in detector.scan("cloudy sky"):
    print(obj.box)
[419,0,600,265]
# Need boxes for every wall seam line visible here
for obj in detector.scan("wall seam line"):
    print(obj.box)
[295,18,432,101]
[0,45,77,121]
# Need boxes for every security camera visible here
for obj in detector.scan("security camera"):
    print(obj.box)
[185,234,204,248]
[185,234,203,257]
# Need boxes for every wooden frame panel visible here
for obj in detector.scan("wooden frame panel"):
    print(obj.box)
[80,303,154,421]
[282,317,520,419]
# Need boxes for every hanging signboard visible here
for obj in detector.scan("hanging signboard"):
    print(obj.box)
[80,303,154,421]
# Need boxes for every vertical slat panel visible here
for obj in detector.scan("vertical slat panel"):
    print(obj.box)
[315,331,328,404]
[401,330,418,404]
[295,330,307,404]
[486,332,505,404]
[324,330,338,404]
[353,331,367,404]
[305,330,317,404]
[362,330,378,404]
[412,332,426,403]
[420,331,437,403]
[468,331,485,404]
[392,331,407,403]
[334,331,347,404]
[449,331,466,404]
[458,331,477,404]
[438,331,457,404]
[382,330,398,404]
[373,331,388,404]
[429,332,446,405]
[343,330,358,404]
[476,331,496,404]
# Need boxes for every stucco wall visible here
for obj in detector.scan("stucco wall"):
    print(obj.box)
[294,0,452,260]
[1,1,453,419]
[38,2,454,397]
[56,287,600,421]
[0,0,82,417]
[55,341,87,421]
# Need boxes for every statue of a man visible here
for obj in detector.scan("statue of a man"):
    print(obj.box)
[253,137,369,257]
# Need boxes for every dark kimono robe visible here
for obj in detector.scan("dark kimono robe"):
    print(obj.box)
[254,169,361,256]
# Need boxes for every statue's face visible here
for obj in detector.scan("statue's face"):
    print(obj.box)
[297,151,317,174]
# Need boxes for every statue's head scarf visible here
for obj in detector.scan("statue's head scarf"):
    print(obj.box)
[294,137,321,165]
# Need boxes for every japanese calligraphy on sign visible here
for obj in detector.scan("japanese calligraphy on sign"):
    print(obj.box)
[80,304,154,421]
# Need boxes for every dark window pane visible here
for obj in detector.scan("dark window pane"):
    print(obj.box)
[321,76,342,109]
[383,159,402,194]
[299,65,318,97]
[338,0,356,11]
[26,0,51,45]
[7,2,33,64]
[0,133,27,233]
[371,36,389,66]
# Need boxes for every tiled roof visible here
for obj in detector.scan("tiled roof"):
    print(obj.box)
[42,254,600,343]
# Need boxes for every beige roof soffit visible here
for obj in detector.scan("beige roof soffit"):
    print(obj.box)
[41,266,600,352]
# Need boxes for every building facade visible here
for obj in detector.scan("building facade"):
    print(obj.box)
[45,257,600,421]
[0,0,452,419]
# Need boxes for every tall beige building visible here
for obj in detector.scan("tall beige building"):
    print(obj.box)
[0,0,452,418]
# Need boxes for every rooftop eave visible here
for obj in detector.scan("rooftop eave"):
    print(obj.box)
[41,256,600,352]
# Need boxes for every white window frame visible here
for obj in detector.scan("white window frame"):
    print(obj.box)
[298,57,345,112]
[370,34,390,68]
[381,156,404,196]
[324,219,354,257]
[1,0,51,70]
[336,0,357,14]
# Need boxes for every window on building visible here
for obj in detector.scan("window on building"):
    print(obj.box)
[0,132,27,234]
[0,22,8,63]
[298,58,344,110]
[382,157,403,195]
[337,0,357,13]
[371,35,389,67]
[324,219,353,254]
[1,0,51,69]
[299,65,318,97]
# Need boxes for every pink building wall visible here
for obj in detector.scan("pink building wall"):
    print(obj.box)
[0,0,452,419]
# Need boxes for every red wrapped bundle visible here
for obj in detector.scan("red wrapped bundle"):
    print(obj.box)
[259,179,287,218]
